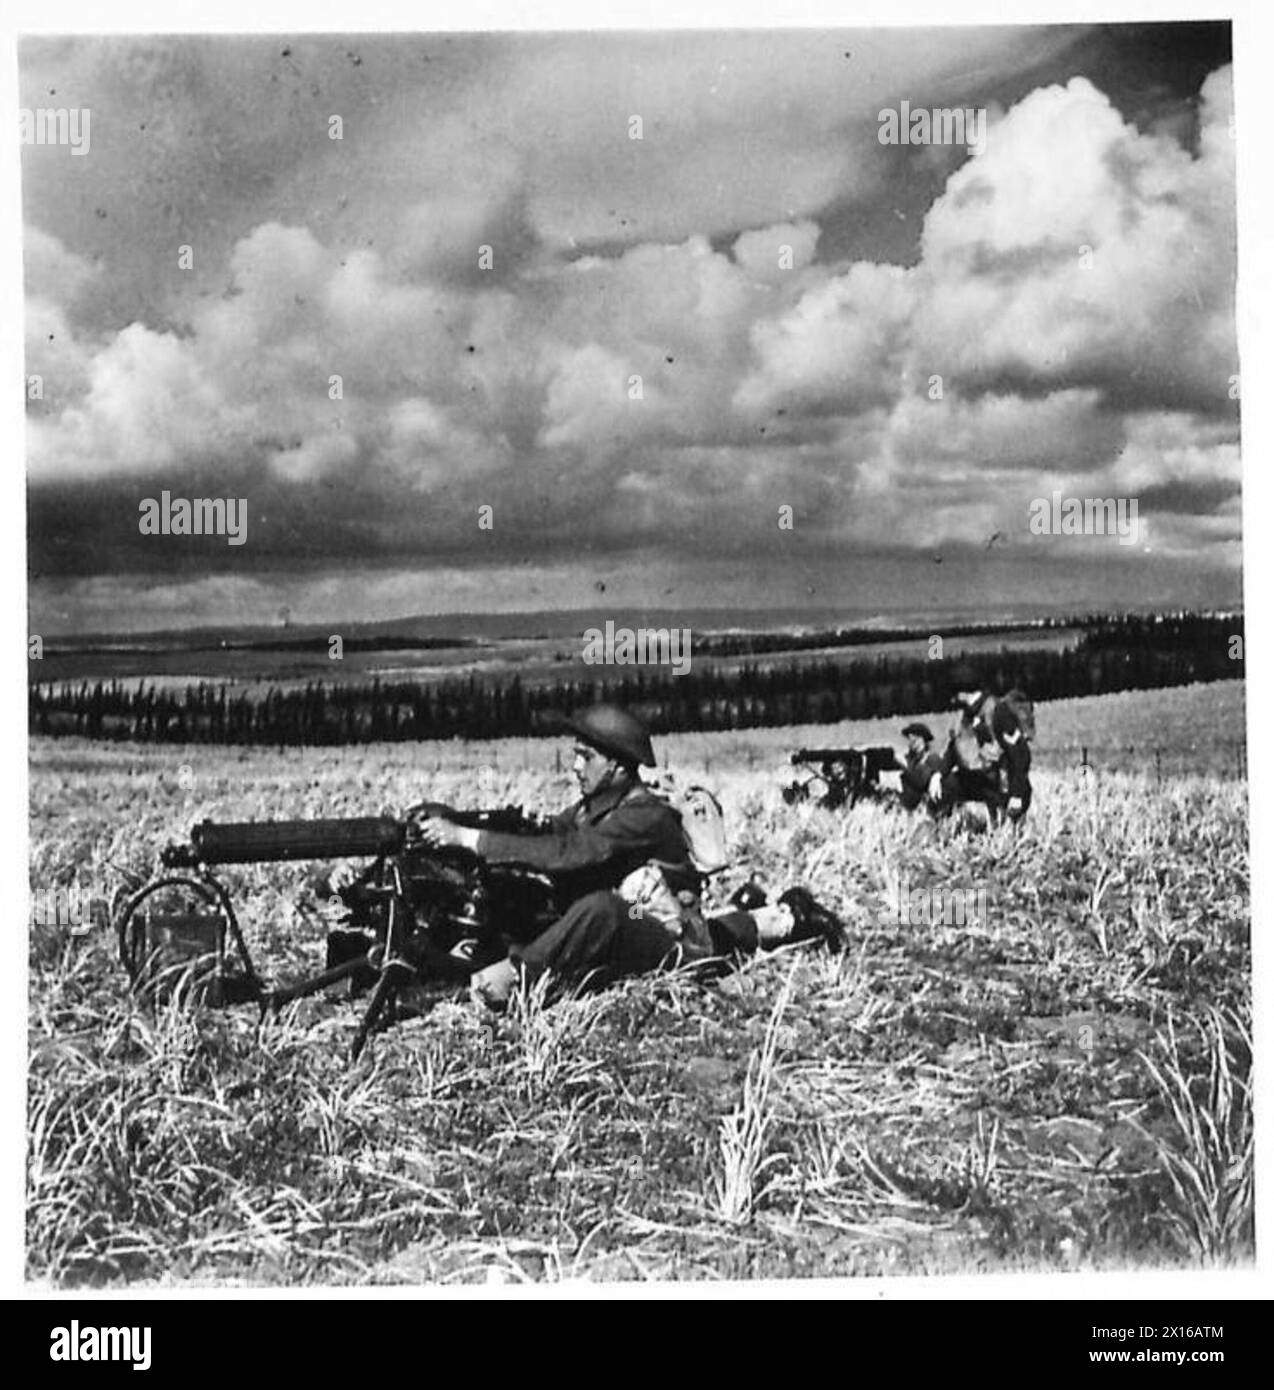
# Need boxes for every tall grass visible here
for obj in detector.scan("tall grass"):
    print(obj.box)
[27,683,1251,1283]
[1136,1002,1254,1263]
[713,969,795,1223]
[506,971,608,1098]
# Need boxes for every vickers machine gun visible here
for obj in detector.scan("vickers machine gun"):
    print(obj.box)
[115,804,557,1059]
[782,746,899,810]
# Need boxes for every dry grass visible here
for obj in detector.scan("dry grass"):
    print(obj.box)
[712,968,795,1223]
[27,681,1251,1284]
[1134,1003,1253,1263]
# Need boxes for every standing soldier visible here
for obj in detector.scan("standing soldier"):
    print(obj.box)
[936,662,1033,821]
[896,722,944,811]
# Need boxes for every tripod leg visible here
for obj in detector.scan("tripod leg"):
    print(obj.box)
[349,959,414,1061]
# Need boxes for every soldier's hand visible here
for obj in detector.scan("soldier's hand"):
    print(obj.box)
[415,815,481,853]
[927,772,944,802]
[1006,796,1024,819]
[329,861,360,892]
[414,814,460,847]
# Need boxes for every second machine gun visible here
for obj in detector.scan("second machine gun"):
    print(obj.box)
[115,803,559,1060]
[782,746,900,810]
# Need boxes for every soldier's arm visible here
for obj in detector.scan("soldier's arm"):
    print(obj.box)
[477,799,678,874]
[992,703,1031,799]
[938,730,959,776]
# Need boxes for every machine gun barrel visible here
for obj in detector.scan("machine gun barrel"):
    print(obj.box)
[793,748,851,764]
[162,816,407,868]
[791,746,895,765]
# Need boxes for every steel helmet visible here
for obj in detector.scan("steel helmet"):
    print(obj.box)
[563,704,656,768]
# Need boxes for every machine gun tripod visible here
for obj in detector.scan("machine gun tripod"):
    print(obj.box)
[115,804,558,1060]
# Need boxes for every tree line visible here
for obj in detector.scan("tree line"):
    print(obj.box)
[28,611,1242,745]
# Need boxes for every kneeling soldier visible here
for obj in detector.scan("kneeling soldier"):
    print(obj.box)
[936,662,1032,821]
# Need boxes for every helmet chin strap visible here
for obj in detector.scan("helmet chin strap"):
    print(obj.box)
[587,759,631,800]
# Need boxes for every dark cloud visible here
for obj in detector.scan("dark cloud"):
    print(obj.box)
[1137,477,1241,515]
[23,28,1240,628]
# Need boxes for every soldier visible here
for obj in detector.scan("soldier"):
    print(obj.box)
[935,662,1032,821]
[896,722,944,811]
[414,703,842,1009]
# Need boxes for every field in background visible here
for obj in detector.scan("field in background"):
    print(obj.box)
[27,681,1251,1284]
[31,624,1086,690]
[30,608,1085,687]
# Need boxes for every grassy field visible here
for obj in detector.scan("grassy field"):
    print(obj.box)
[31,614,1083,688]
[27,681,1251,1284]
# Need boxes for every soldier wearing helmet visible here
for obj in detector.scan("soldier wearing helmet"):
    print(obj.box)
[935,660,1033,821]
[417,702,841,1007]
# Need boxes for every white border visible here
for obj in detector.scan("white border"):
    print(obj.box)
[4,0,1269,1304]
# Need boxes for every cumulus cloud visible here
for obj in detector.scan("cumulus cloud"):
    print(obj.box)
[734,261,915,416]
[732,221,821,279]
[887,389,1121,478]
[34,321,234,478]
[912,66,1236,414]
[24,224,98,303]
[22,32,1240,617]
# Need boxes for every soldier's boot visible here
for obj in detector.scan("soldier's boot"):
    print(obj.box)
[729,879,769,911]
[778,887,847,951]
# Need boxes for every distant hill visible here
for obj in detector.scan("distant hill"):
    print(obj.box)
[35,599,1212,652]
[42,604,880,651]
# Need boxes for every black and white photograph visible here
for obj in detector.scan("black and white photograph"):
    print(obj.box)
[16,6,1259,1304]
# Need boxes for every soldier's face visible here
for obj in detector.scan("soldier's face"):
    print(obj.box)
[573,743,613,797]
[907,734,927,757]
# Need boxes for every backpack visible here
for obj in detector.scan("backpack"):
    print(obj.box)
[999,689,1036,743]
[645,772,730,875]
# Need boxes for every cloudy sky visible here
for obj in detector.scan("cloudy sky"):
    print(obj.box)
[22,23,1240,633]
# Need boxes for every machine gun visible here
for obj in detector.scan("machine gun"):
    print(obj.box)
[115,803,558,1060]
[782,746,899,810]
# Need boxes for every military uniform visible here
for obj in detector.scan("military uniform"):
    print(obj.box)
[461,703,841,1007]
[477,772,714,986]
[939,694,1032,818]
[896,723,945,811]
[900,751,944,809]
